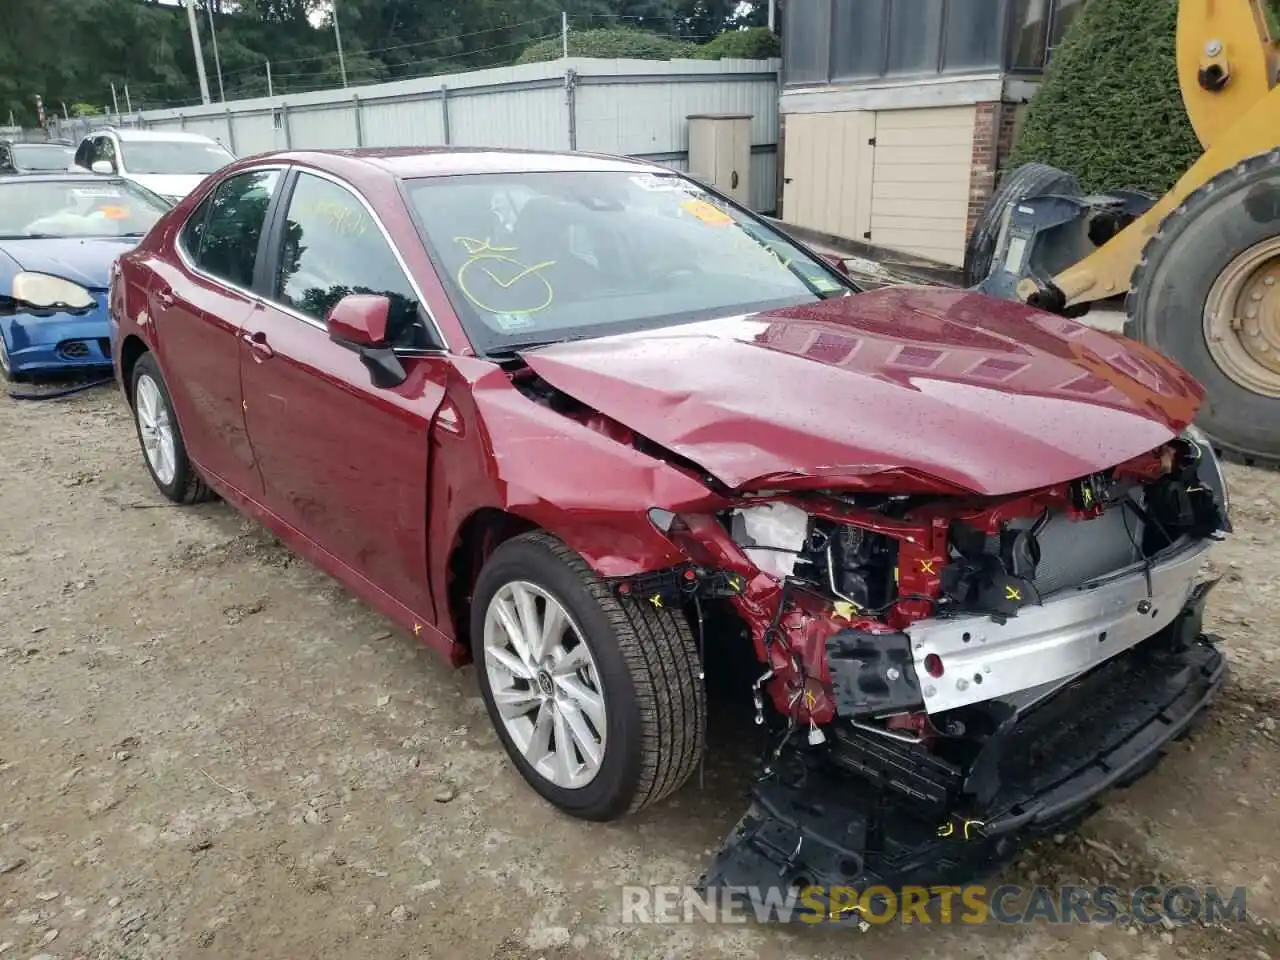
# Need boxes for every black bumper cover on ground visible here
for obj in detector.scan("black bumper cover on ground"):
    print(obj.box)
[701,623,1227,919]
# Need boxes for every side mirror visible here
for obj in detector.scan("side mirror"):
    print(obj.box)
[90,160,114,175]
[325,293,406,388]
[819,252,851,277]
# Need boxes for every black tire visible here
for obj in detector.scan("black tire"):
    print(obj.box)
[963,162,1082,288]
[471,531,706,821]
[0,336,24,383]
[1126,150,1280,468]
[129,352,215,504]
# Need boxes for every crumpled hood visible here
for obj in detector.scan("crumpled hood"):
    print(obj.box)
[0,237,136,291]
[520,287,1205,496]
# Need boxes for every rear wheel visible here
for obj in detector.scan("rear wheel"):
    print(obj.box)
[1127,151,1280,467]
[963,163,1082,288]
[130,352,215,503]
[471,531,705,821]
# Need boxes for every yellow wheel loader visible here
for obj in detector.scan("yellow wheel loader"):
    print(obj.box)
[970,0,1280,466]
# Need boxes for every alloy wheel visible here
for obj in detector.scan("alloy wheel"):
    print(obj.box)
[135,373,177,486]
[482,580,607,789]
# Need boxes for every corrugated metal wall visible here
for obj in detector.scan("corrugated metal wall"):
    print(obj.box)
[85,58,781,211]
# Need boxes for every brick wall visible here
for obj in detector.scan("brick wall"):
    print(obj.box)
[965,100,1021,241]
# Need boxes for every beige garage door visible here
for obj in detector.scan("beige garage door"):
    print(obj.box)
[781,104,977,267]
[781,110,876,243]
[869,106,976,266]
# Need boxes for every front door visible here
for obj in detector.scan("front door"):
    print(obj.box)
[149,168,282,497]
[239,169,447,619]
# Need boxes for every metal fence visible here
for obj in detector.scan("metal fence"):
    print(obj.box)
[50,57,781,212]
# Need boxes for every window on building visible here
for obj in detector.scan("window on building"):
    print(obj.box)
[830,0,888,80]
[886,0,945,76]
[784,0,1081,85]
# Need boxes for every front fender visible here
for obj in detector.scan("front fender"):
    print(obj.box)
[427,360,724,641]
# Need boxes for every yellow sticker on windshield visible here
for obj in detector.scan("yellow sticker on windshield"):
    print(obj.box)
[681,198,733,226]
[99,206,130,220]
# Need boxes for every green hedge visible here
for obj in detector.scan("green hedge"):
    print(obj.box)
[1010,0,1280,194]
[516,27,696,64]
[694,27,780,60]
[1008,0,1199,194]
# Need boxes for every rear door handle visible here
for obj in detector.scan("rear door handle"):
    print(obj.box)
[242,330,274,360]
[154,287,175,308]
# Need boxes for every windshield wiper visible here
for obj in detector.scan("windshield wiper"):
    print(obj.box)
[485,334,591,359]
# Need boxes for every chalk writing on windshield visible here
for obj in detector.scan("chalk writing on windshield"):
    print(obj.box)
[453,236,557,317]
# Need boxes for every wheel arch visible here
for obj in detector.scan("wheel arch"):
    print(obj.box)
[118,333,150,404]
[444,507,540,654]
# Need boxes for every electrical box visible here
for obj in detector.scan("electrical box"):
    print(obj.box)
[687,113,752,206]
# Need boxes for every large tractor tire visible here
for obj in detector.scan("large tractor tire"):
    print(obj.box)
[1126,151,1280,468]
[963,163,1082,288]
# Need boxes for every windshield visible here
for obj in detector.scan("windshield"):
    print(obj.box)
[404,170,852,354]
[12,144,74,171]
[121,140,234,175]
[0,179,171,239]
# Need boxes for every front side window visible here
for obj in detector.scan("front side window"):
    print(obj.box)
[74,139,92,169]
[121,140,234,176]
[192,169,279,288]
[405,170,851,356]
[0,178,171,239]
[0,146,11,171]
[274,172,426,348]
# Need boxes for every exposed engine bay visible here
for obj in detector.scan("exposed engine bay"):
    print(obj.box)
[511,363,1231,912]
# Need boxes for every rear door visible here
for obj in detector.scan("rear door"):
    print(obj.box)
[239,168,449,619]
[147,167,283,497]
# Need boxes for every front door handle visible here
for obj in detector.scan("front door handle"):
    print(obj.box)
[242,330,274,360]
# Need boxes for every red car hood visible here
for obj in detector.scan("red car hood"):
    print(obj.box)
[520,287,1205,496]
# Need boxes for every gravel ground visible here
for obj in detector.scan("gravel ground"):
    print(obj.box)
[2,384,1279,960]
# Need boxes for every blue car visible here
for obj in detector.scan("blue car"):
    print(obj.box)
[0,174,170,381]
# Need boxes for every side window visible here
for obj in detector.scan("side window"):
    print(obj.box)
[179,194,213,262]
[0,146,11,171]
[275,172,426,348]
[193,169,280,288]
[74,139,92,169]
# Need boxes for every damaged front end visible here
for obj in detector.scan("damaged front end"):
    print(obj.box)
[611,428,1231,917]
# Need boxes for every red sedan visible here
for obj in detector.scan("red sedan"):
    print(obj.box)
[109,148,1230,908]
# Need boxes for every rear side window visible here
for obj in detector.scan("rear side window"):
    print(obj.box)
[180,195,212,261]
[74,139,92,169]
[273,171,426,347]
[193,169,279,289]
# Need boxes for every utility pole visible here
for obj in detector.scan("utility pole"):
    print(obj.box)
[207,2,226,102]
[562,11,569,58]
[110,82,120,117]
[266,60,274,98]
[124,85,133,114]
[184,0,212,105]
[332,0,348,88]
[768,0,776,32]
[61,102,69,120]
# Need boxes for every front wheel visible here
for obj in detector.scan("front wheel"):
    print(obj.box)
[130,352,215,504]
[471,531,706,821]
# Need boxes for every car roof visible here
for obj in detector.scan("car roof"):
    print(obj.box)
[259,146,666,181]
[97,128,221,144]
[0,172,132,185]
